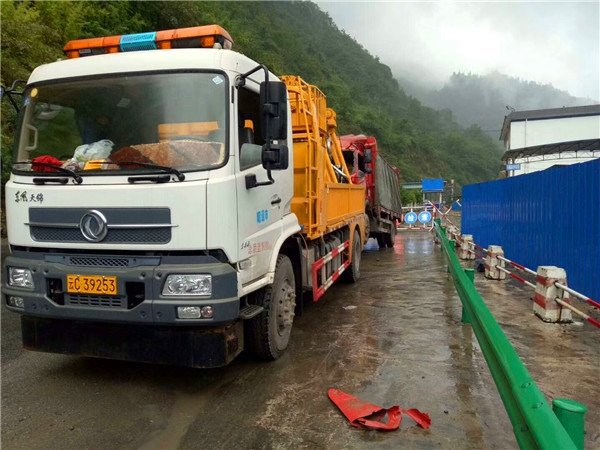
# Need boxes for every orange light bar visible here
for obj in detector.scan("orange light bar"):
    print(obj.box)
[63,24,234,59]
[63,35,122,59]
[155,25,232,50]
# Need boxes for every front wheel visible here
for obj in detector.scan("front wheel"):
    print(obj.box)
[245,255,296,361]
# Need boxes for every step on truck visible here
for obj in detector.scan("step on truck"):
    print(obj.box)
[340,135,403,248]
[1,25,367,368]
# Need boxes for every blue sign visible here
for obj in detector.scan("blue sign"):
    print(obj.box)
[418,210,432,224]
[404,211,418,225]
[422,178,444,193]
[506,163,521,171]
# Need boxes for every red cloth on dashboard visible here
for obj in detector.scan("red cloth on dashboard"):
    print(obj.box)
[32,155,63,172]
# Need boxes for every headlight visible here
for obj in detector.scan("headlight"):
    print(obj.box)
[162,274,212,296]
[8,267,34,289]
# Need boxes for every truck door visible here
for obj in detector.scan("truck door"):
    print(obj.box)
[235,85,286,286]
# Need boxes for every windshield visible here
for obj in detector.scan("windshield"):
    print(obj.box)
[14,72,228,175]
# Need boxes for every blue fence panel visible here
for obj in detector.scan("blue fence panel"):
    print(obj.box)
[462,159,600,301]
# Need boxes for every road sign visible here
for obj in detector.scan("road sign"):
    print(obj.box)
[422,178,444,193]
[506,163,521,171]
[418,210,432,224]
[404,211,418,225]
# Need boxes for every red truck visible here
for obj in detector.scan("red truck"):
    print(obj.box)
[340,134,403,248]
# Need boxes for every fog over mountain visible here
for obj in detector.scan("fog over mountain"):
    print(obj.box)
[316,2,599,103]
[316,1,599,144]
[400,70,596,143]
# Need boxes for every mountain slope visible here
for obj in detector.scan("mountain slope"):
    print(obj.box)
[1,0,505,192]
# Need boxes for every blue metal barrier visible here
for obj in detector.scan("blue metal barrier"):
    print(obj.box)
[462,159,600,301]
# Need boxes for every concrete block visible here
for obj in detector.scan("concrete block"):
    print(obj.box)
[484,245,506,280]
[534,266,572,323]
[445,225,457,242]
[459,234,475,260]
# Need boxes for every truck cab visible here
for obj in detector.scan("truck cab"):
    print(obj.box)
[2,26,300,367]
[2,25,366,368]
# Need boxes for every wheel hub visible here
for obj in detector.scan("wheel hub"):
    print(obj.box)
[277,283,296,330]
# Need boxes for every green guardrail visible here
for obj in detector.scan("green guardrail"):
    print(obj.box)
[435,220,580,450]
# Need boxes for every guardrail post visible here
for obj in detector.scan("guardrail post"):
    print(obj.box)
[534,266,572,323]
[484,245,506,280]
[434,224,443,244]
[459,234,475,260]
[553,399,587,450]
[435,219,444,244]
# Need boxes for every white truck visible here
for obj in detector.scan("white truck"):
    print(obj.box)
[2,25,367,367]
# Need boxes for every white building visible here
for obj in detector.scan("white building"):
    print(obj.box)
[500,104,600,176]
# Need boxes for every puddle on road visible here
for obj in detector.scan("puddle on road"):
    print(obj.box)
[139,391,210,450]
[364,231,435,255]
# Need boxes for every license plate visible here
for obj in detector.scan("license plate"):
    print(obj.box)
[67,274,118,295]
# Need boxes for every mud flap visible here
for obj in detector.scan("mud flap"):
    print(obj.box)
[328,388,431,431]
[21,316,244,368]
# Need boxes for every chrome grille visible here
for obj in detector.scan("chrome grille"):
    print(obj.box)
[28,207,173,244]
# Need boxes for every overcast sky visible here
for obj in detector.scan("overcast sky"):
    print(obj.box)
[315,1,600,102]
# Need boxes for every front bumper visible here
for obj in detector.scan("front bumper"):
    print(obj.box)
[2,250,239,325]
[21,315,243,368]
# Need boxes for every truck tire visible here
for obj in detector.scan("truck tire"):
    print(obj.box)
[377,223,397,248]
[342,229,361,283]
[245,255,296,361]
[383,225,396,247]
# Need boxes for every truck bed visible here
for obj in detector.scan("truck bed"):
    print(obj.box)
[374,153,403,216]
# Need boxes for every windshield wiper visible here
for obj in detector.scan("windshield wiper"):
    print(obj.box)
[127,174,171,184]
[111,161,185,181]
[15,161,83,184]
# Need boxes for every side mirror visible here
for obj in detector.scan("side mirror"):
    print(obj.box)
[262,143,289,171]
[364,149,373,164]
[245,173,258,189]
[260,81,287,141]
[1,80,27,112]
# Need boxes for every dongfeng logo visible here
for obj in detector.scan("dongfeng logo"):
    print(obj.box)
[80,210,108,242]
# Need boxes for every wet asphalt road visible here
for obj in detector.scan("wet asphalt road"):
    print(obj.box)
[1,232,598,449]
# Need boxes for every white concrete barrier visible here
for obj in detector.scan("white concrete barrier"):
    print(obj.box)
[485,246,506,280]
[534,266,572,323]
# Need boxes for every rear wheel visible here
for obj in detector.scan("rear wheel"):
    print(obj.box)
[384,225,396,247]
[246,255,296,361]
[342,229,361,283]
